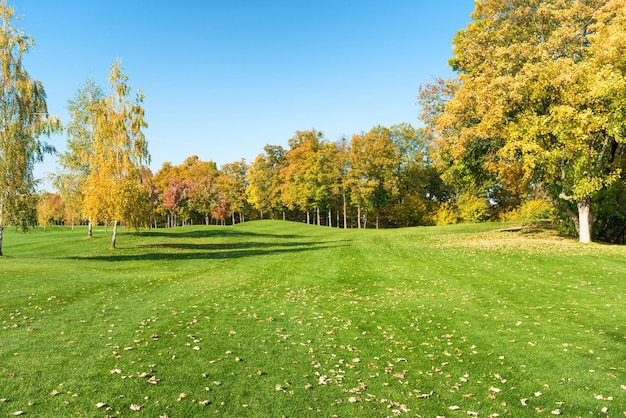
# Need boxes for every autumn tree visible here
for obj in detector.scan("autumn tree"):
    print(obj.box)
[440,0,626,242]
[56,78,104,236]
[348,126,401,229]
[162,177,195,227]
[218,159,249,224]
[280,130,331,224]
[0,1,61,255]
[386,123,443,227]
[246,145,286,219]
[189,174,219,225]
[36,192,65,231]
[83,60,150,248]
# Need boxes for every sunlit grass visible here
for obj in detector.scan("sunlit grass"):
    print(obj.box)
[1,221,624,416]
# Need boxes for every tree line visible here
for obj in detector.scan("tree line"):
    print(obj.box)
[47,124,447,234]
[2,0,626,256]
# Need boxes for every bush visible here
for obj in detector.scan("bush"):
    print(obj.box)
[458,194,491,223]
[502,199,554,222]
[434,202,460,225]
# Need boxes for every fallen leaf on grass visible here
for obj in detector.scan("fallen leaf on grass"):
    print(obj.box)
[50,390,60,396]
[449,405,460,410]
[551,409,561,415]
[12,412,24,416]
[95,402,106,408]
[130,403,143,411]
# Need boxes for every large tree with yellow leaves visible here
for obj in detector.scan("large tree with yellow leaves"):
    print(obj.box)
[437,0,626,242]
[82,60,150,248]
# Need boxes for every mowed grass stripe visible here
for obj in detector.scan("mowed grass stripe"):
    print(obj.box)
[0,221,624,417]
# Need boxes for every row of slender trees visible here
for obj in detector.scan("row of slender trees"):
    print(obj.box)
[50,123,447,234]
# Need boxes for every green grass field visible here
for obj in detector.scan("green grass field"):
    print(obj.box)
[1,221,625,417]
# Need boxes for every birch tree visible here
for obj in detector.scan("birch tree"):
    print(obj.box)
[56,78,104,237]
[0,1,61,255]
[83,60,150,248]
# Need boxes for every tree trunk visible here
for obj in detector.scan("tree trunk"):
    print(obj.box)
[376,211,380,230]
[578,198,592,243]
[88,218,93,238]
[0,225,4,256]
[111,220,118,248]
[343,191,347,229]
[317,207,321,226]
[357,205,362,229]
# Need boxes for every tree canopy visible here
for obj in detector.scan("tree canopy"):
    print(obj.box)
[0,0,61,255]
[426,0,626,242]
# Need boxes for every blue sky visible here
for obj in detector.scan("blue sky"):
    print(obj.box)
[11,1,474,184]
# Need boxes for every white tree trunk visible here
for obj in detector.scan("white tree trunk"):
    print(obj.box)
[578,198,592,243]
[342,191,347,229]
[110,220,118,248]
[0,225,4,256]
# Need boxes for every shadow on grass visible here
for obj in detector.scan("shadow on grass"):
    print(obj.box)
[64,227,348,262]
[67,242,344,262]
[131,228,302,240]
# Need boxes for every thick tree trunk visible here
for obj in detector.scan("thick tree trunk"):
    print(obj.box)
[110,220,118,248]
[0,225,4,256]
[578,198,592,243]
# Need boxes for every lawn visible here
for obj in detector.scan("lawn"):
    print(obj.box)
[0,221,625,417]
